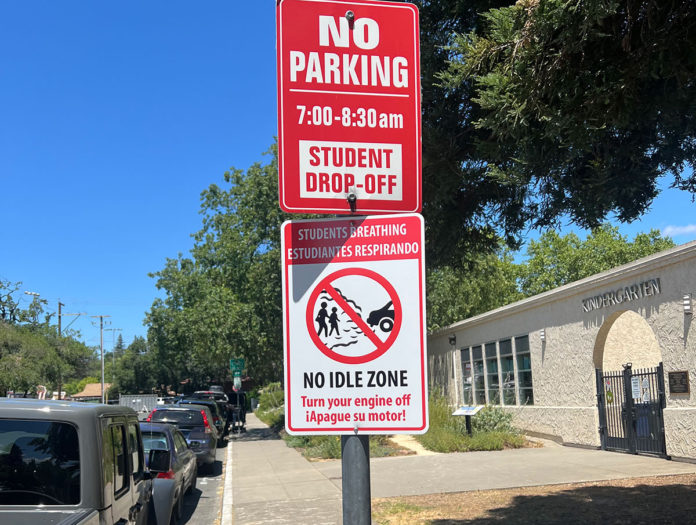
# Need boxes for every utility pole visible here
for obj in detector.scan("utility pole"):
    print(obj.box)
[57,301,85,400]
[105,327,123,384]
[91,315,111,403]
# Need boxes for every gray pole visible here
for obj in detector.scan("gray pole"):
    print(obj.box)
[91,314,110,404]
[341,434,371,524]
[100,316,105,404]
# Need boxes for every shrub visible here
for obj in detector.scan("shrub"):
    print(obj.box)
[256,382,285,431]
[283,434,402,460]
[472,405,516,433]
[415,393,524,453]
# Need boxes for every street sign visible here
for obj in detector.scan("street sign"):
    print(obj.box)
[276,0,421,215]
[230,358,245,375]
[281,213,428,434]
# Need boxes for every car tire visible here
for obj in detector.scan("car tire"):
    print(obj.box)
[379,318,394,332]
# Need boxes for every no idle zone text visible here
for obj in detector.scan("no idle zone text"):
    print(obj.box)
[303,369,408,389]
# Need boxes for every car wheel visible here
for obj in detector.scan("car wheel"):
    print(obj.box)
[379,318,393,332]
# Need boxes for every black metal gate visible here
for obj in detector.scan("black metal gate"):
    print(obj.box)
[595,362,668,457]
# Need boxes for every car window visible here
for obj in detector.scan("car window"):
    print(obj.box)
[127,423,144,483]
[0,419,80,505]
[110,425,129,498]
[151,410,204,426]
[173,432,188,455]
[141,431,169,453]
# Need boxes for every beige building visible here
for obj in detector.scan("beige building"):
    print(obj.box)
[428,241,696,460]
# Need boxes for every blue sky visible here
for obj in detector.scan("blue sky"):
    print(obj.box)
[1,2,695,351]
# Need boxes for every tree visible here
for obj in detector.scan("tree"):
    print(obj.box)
[427,245,521,331]
[439,0,696,240]
[110,336,158,395]
[518,225,675,296]
[146,146,296,387]
[416,0,519,266]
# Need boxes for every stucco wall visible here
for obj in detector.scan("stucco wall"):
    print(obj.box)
[428,242,696,457]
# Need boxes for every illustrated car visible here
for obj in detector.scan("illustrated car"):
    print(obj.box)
[146,406,218,473]
[367,301,394,332]
[140,422,197,525]
[0,398,152,525]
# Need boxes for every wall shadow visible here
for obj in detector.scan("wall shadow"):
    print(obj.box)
[428,481,696,524]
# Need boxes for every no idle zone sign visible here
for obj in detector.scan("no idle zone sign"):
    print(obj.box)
[281,214,428,435]
[276,0,421,215]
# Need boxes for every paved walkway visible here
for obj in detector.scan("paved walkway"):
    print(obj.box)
[223,414,696,524]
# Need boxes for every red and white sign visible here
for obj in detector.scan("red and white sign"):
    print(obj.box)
[277,0,421,215]
[282,214,428,434]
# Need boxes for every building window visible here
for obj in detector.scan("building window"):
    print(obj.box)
[472,345,486,405]
[500,339,516,405]
[460,348,473,405]
[485,342,500,404]
[516,335,534,405]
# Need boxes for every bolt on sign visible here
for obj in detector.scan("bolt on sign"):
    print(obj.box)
[276,0,421,215]
[281,214,428,434]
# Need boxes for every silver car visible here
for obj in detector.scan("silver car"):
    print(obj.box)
[140,422,197,525]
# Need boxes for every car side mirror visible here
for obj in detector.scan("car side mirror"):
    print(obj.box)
[148,449,171,473]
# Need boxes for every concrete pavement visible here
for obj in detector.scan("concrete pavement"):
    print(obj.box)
[223,413,696,524]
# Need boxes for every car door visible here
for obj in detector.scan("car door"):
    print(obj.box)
[127,420,150,525]
[173,430,195,488]
[104,418,132,524]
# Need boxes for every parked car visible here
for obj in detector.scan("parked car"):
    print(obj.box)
[140,422,197,525]
[146,405,218,473]
[189,392,231,433]
[0,398,152,525]
[178,398,226,437]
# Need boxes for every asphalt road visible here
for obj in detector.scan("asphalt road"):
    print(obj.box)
[180,440,227,525]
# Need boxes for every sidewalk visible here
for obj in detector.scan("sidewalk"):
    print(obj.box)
[223,414,696,524]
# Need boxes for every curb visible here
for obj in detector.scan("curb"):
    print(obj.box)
[221,437,234,525]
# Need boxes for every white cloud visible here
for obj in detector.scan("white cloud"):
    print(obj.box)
[662,224,696,237]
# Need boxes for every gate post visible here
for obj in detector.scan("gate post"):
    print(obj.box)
[595,369,607,450]
[656,362,669,457]
[622,364,637,454]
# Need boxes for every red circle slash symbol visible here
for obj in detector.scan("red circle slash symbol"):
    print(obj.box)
[305,268,402,365]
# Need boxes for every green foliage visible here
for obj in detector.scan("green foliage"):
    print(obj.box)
[427,244,522,331]
[0,291,97,397]
[471,405,515,433]
[428,225,673,328]
[64,376,99,396]
[109,337,159,395]
[518,225,675,296]
[439,0,696,237]
[416,393,524,453]
[256,382,285,431]
[283,434,402,460]
[146,146,303,388]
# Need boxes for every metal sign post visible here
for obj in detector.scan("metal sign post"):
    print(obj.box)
[277,1,423,521]
[341,434,371,524]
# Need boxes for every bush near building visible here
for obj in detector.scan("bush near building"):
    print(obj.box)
[416,394,526,453]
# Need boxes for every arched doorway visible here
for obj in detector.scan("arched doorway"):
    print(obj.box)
[594,311,668,457]
[593,310,662,370]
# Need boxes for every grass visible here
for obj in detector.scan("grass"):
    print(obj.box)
[282,434,408,460]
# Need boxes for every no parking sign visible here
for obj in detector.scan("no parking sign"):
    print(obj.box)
[282,213,428,434]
